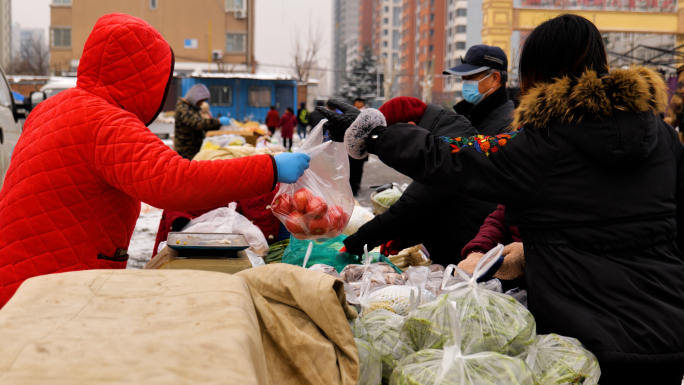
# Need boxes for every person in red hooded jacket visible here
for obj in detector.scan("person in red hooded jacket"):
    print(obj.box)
[278,107,297,150]
[0,13,310,308]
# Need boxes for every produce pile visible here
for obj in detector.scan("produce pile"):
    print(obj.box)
[353,245,600,385]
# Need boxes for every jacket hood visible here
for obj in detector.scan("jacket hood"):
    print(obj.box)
[77,13,174,126]
[513,67,668,168]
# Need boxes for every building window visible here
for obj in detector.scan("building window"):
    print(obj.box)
[456,8,467,16]
[383,17,389,24]
[52,0,71,5]
[384,6,389,12]
[457,25,466,33]
[392,30,401,49]
[248,87,271,107]
[430,14,434,21]
[393,7,402,26]
[456,42,466,50]
[50,27,71,48]
[383,30,389,36]
[429,45,433,52]
[150,0,157,9]
[225,0,245,11]
[429,29,434,37]
[383,41,388,48]
[209,85,232,106]
[226,33,246,53]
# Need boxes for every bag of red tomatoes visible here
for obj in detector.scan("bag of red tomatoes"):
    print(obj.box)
[271,122,355,240]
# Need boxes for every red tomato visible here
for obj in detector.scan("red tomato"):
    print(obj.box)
[328,208,342,231]
[292,188,312,213]
[332,205,350,229]
[272,194,292,216]
[285,211,306,234]
[309,216,331,236]
[305,196,328,218]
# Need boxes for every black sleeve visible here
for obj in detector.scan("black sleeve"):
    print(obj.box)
[343,182,445,255]
[367,124,563,207]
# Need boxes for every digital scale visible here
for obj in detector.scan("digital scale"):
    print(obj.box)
[145,233,254,274]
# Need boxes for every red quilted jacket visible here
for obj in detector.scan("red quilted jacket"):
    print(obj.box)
[0,13,276,308]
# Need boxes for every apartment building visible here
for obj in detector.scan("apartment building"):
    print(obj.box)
[332,0,360,92]
[0,0,10,69]
[49,0,254,75]
[442,0,482,98]
[374,0,403,97]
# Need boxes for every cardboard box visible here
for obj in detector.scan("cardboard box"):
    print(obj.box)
[207,130,261,146]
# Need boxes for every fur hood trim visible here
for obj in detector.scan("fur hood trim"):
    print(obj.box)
[512,66,668,130]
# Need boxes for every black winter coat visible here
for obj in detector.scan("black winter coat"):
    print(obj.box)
[343,105,497,264]
[364,67,684,364]
[453,85,514,136]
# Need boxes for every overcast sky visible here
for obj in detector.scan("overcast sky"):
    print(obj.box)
[12,0,332,89]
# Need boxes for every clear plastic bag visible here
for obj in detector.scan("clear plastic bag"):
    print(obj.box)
[271,122,355,240]
[359,309,415,384]
[181,206,269,257]
[391,300,538,385]
[390,346,538,385]
[440,245,536,356]
[356,338,383,385]
[522,334,600,385]
[505,288,528,308]
[401,294,460,352]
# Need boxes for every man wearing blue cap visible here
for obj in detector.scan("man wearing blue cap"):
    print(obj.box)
[444,44,514,136]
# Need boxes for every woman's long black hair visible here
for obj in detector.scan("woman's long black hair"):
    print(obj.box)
[519,14,608,94]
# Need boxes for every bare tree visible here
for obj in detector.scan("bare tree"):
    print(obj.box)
[10,35,50,75]
[290,23,324,83]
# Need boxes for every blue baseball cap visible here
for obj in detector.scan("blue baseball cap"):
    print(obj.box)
[443,44,508,76]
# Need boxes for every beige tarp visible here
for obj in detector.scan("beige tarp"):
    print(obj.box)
[0,265,358,385]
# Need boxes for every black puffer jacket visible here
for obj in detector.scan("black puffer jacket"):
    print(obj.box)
[453,86,514,136]
[361,67,684,364]
[343,105,496,265]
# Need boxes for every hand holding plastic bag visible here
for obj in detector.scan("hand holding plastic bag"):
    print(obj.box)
[440,245,536,356]
[271,122,354,239]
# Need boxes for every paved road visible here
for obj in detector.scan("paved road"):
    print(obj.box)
[354,155,412,209]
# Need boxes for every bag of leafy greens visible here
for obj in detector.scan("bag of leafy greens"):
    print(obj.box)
[441,245,536,356]
[391,301,538,385]
[401,294,459,352]
[356,338,383,385]
[522,334,600,385]
[360,309,415,384]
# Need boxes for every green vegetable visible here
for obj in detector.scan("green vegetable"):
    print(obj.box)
[401,295,455,351]
[447,287,536,356]
[373,187,402,207]
[522,334,600,385]
[265,239,289,263]
[390,348,539,385]
[356,338,383,385]
[359,309,415,384]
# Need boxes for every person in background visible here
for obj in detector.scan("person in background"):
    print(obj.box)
[319,14,684,384]
[278,107,297,151]
[265,105,280,136]
[297,102,310,139]
[444,44,514,136]
[174,84,226,159]
[0,13,311,309]
[349,98,368,196]
[308,100,326,129]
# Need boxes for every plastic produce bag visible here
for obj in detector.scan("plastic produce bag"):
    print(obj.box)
[360,269,435,316]
[391,301,538,385]
[391,346,538,385]
[506,288,528,308]
[440,245,536,356]
[372,186,403,207]
[401,294,459,351]
[356,338,383,385]
[360,309,415,383]
[281,234,360,273]
[181,206,269,257]
[522,334,600,385]
[271,122,355,240]
[343,205,375,235]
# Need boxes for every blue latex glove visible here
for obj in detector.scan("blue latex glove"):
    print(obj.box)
[274,153,311,183]
[219,116,230,125]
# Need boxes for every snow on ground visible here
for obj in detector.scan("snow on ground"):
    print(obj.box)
[126,203,163,269]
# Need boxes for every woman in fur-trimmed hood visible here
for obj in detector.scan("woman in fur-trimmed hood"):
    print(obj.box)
[319,14,684,384]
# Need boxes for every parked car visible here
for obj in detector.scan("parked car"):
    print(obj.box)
[0,66,28,188]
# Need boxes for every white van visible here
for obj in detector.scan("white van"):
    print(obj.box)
[0,67,26,188]
[40,77,77,98]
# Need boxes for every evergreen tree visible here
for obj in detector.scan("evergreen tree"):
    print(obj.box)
[336,45,379,103]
